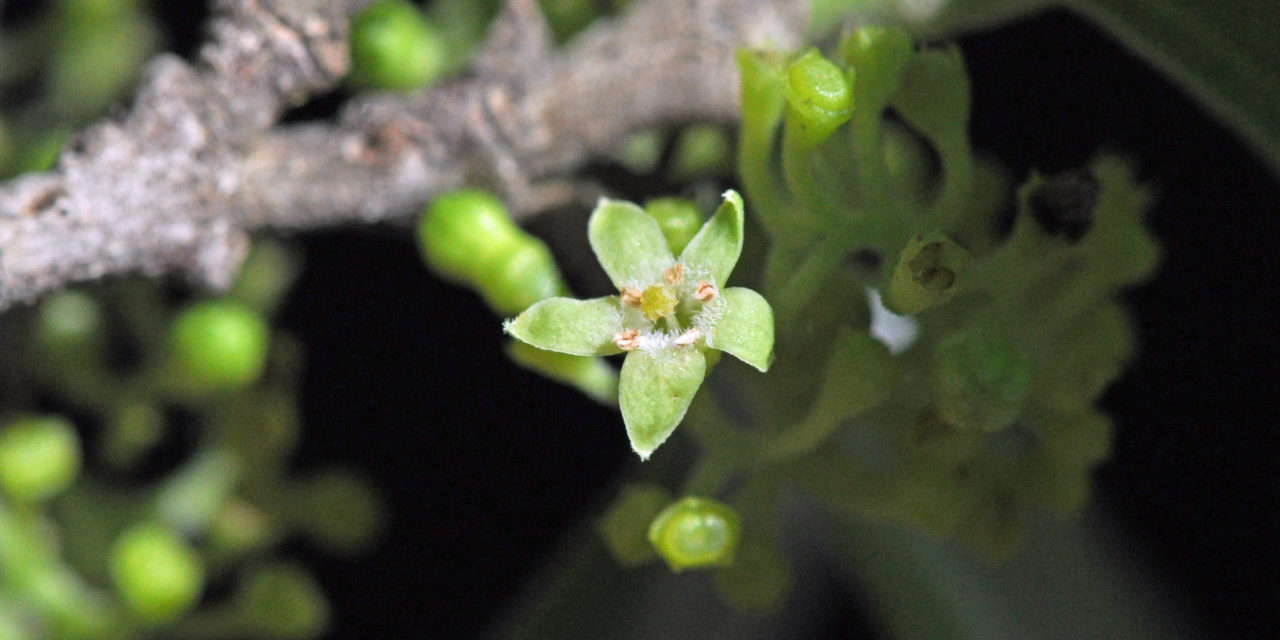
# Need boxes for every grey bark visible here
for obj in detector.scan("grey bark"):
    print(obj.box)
[0,0,807,311]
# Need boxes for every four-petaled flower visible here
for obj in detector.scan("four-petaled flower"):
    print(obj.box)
[505,191,775,459]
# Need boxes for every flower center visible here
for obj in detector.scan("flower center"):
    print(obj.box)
[640,285,678,321]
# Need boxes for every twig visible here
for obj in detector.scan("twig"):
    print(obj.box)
[0,0,806,311]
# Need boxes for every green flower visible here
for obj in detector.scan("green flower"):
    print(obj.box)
[506,191,774,459]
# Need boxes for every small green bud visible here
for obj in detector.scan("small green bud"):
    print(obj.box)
[236,564,330,640]
[783,49,854,147]
[648,496,741,572]
[932,331,1031,432]
[597,483,672,567]
[33,291,105,358]
[839,25,914,111]
[418,189,523,282]
[169,300,270,391]
[349,0,447,90]
[478,240,568,316]
[644,197,703,255]
[668,125,733,179]
[884,231,970,314]
[110,522,204,622]
[0,415,81,503]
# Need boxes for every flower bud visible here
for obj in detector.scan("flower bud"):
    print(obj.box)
[169,300,270,391]
[110,522,204,622]
[783,49,854,147]
[479,239,568,316]
[648,496,741,572]
[0,415,81,504]
[349,0,447,90]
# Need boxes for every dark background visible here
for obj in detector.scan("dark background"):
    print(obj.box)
[5,2,1276,638]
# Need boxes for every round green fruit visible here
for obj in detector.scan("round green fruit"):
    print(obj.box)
[0,415,81,504]
[349,0,447,90]
[169,300,270,391]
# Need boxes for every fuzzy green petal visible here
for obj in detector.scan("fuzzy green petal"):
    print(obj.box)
[679,190,745,286]
[588,199,675,288]
[504,297,622,356]
[620,348,707,460]
[711,287,774,372]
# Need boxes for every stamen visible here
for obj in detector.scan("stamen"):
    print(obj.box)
[674,328,702,347]
[664,263,685,284]
[695,281,717,302]
[613,330,641,351]
[621,287,642,307]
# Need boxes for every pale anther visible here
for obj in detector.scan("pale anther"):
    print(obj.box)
[664,263,685,284]
[674,328,702,347]
[695,280,717,302]
[613,329,641,351]
[621,287,642,307]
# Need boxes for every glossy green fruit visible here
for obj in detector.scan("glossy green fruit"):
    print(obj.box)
[169,300,270,391]
[419,189,567,314]
[783,49,854,146]
[110,522,204,622]
[418,189,523,283]
[0,415,81,504]
[648,496,741,572]
[349,0,447,90]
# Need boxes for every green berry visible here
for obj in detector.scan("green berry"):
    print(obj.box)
[932,331,1031,432]
[479,240,567,316]
[420,189,567,314]
[110,522,204,622]
[169,300,270,391]
[783,49,854,146]
[349,0,447,90]
[644,198,702,255]
[0,415,81,504]
[418,189,523,283]
[237,564,330,640]
[648,496,741,572]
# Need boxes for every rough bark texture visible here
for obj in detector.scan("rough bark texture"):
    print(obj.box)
[0,0,807,311]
